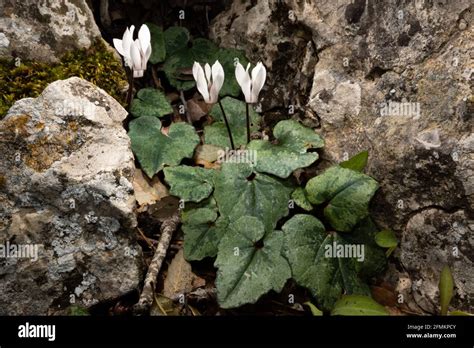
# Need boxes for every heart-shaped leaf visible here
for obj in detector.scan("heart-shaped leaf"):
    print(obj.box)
[305,166,379,232]
[291,187,313,211]
[128,117,199,178]
[130,88,173,118]
[340,150,368,172]
[147,23,166,64]
[205,97,261,149]
[344,217,387,278]
[164,165,216,203]
[181,207,229,261]
[215,216,291,308]
[248,120,324,178]
[214,162,292,232]
[164,26,190,57]
[331,295,389,316]
[283,214,372,311]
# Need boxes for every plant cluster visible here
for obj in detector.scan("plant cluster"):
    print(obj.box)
[117,24,398,312]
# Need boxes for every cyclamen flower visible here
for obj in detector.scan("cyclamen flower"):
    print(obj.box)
[113,24,151,78]
[235,62,266,104]
[192,61,225,104]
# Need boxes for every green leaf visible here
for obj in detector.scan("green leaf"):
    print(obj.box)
[205,97,261,149]
[248,120,324,178]
[181,207,228,261]
[340,151,368,172]
[215,216,291,308]
[128,117,199,177]
[147,23,166,64]
[214,162,293,232]
[439,265,454,315]
[346,218,387,279]
[304,302,324,316]
[130,88,173,118]
[163,38,218,91]
[164,166,216,203]
[163,26,190,57]
[375,229,398,248]
[306,166,379,232]
[331,295,389,316]
[214,48,248,97]
[291,187,313,211]
[282,214,371,311]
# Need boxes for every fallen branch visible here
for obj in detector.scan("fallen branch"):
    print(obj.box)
[134,212,180,314]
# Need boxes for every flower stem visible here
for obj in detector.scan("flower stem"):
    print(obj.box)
[218,99,235,150]
[126,69,134,111]
[246,103,251,144]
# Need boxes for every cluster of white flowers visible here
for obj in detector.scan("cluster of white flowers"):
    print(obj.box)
[192,60,266,105]
[113,24,151,78]
[113,24,267,103]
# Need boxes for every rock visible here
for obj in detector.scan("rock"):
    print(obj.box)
[210,0,473,312]
[0,77,143,315]
[401,209,473,313]
[0,0,103,63]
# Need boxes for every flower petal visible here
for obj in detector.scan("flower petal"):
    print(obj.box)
[250,62,266,103]
[122,26,134,59]
[130,40,142,72]
[193,62,210,103]
[235,62,252,103]
[209,60,225,103]
[204,63,212,84]
[138,24,151,55]
[113,38,126,57]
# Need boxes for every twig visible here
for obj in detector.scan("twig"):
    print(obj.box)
[136,227,156,251]
[218,99,235,150]
[134,212,180,314]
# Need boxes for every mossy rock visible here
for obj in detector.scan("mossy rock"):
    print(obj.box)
[0,40,127,118]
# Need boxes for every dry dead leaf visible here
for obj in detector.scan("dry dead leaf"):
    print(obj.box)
[194,144,222,169]
[133,169,169,207]
[150,294,182,316]
[187,98,211,122]
[163,250,205,300]
[371,285,398,307]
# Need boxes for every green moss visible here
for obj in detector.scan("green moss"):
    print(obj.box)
[0,40,127,118]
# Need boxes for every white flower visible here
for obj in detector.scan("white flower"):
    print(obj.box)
[192,61,225,104]
[235,62,266,104]
[113,24,151,78]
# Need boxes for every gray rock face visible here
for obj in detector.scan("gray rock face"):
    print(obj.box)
[0,0,102,63]
[211,0,473,312]
[0,77,143,315]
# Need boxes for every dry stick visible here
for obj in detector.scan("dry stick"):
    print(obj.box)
[245,103,251,143]
[134,212,180,314]
[218,99,235,150]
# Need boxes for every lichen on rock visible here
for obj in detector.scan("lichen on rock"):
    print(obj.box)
[0,77,143,315]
